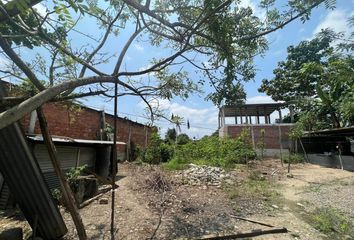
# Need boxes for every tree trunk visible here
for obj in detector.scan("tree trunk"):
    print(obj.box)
[36,108,87,240]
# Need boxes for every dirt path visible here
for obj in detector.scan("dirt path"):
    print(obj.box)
[2,161,354,239]
[250,163,354,240]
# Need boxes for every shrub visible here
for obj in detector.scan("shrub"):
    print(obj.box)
[167,132,255,169]
[141,133,174,164]
[283,154,304,164]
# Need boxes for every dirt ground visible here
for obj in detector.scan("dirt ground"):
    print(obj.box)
[1,159,354,239]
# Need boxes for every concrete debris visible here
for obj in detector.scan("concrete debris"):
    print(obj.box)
[177,164,231,186]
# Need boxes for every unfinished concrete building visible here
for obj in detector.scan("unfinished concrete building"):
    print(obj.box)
[218,103,295,157]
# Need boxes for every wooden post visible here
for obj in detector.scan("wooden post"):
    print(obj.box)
[289,105,294,123]
[278,125,283,167]
[251,126,255,149]
[299,138,309,163]
[36,108,87,240]
[338,145,344,170]
[127,124,132,161]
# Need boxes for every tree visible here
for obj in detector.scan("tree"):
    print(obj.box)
[260,28,354,128]
[259,29,337,102]
[0,0,336,129]
[177,133,190,145]
[165,128,177,143]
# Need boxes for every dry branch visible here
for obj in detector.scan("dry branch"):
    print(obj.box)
[196,227,288,239]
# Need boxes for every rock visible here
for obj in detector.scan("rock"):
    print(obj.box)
[296,202,305,208]
[99,198,109,204]
[180,165,231,186]
[0,228,23,240]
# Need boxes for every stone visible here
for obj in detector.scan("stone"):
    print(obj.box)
[99,198,109,204]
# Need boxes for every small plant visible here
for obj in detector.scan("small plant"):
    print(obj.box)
[66,165,87,192]
[257,129,266,160]
[51,188,63,203]
[310,207,353,238]
[283,154,304,164]
[224,171,277,201]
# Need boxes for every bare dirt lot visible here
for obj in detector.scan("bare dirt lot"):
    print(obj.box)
[1,159,354,239]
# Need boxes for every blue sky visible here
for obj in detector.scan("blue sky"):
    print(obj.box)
[89,0,353,138]
[3,0,354,138]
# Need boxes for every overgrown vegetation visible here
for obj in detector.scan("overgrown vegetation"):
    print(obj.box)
[164,130,255,170]
[308,207,354,239]
[138,132,174,164]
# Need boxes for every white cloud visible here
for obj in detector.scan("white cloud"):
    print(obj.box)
[246,95,275,104]
[34,3,48,17]
[239,0,266,19]
[313,9,353,37]
[139,99,218,138]
[134,43,144,51]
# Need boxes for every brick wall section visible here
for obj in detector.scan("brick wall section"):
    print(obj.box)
[225,124,293,149]
[21,102,152,154]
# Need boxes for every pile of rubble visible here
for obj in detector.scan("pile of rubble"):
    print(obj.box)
[177,164,231,186]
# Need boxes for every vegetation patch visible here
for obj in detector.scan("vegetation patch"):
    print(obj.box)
[164,130,255,170]
[283,154,304,164]
[224,171,279,201]
[307,207,354,239]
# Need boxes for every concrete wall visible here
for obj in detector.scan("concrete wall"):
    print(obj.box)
[220,124,294,157]
[307,154,354,171]
[21,102,153,159]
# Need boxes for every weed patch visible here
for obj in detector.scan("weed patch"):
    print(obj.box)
[307,207,354,239]
[224,171,279,201]
[283,154,304,164]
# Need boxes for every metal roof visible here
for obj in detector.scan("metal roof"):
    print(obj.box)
[304,126,354,136]
[220,103,286,117]
[27,135,126,145]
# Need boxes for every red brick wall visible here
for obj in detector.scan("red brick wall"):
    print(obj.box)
[21,102,152,153]
[225,124,293,149]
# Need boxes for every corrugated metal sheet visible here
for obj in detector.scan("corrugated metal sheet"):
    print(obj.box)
[35,145,77,172]
[0,183,10,209]
[43,172,61,190]
[33,144,96,191]
[0,123,67,239]
[79,147,95,168]
[28,135,126,145]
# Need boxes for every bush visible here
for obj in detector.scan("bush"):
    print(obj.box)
[283,154,304,164]
[141,133,174,164]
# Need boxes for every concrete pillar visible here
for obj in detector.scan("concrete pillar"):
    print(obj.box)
[278,110,282,123]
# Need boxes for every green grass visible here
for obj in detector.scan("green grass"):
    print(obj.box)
[308,207,354,239]
[162,158,188,170]
[224,171,279,201]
